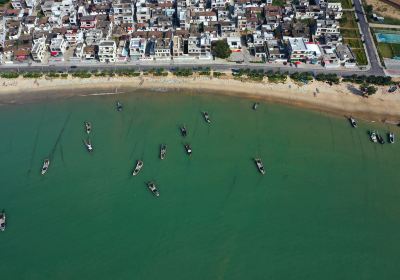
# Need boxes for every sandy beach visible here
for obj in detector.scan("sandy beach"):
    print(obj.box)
[1,74,399,123]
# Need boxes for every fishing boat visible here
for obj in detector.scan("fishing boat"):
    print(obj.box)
[377,132,385,144]
[146,181,160,197]
[203,111,211,124]
[389,132,395,144]
[160,144,167,160]
[349,117,357,128]
[0,210,5,232]
[184,144,192,155]
[83,139,93,152]
[253,102,259,110]
[84,121,91,134]
[369,131,377,143]
[254,158,266,175]
[180,125,187,137]
[132,160,143,176]
[41,159,50,175]
[116,101,123,111]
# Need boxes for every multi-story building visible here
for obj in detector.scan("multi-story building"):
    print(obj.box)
[98,40,116,62]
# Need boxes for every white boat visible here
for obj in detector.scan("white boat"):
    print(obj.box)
[116,101,123,111]
[370,131,377,143]
[349,117,357,128]
[41,159,50,175]
[253,102,259,110]
[83,139,93,152]
[132,160,143,176]
[254,158,266,175]
[160,144,167,160]
[0,210,5,231]
[146,181,160,197]
[184,144,192,155]
[389,132,395,144]
[84,121,91,134]
[203,112,211,123]
[180,125,187,137]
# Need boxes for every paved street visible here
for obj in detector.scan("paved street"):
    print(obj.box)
[353,0,385,76]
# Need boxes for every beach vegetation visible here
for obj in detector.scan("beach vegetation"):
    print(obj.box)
[213,72,225,78]
[173,68,193,77]
[266,70,288,83]
[60,73,68,78]
[290,72,313,83]
[22,72,43,78]
[212,40,231,59]
[343,74,392,85]
[197,67,211,75]
[0,71,20,79]
[72,71,92,78]
[149,68,168,76]
[116,69,140,77]
[45,72,60,78]
[360,83,378,96]
[315,73,340,84]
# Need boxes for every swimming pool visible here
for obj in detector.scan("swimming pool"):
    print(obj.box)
[376,33,400,44]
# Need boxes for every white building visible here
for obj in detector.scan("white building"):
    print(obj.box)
[129,38,146,60]
[31,37,47,62]
[98,40,117,63]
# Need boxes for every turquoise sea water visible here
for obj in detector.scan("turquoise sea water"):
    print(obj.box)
[0,91,400,279]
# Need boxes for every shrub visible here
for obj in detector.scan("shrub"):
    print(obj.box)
[72,71,92,78]
[22,72,43,78]
[173,68,193,77]
[0,72,20,79]
[213,71,225,77]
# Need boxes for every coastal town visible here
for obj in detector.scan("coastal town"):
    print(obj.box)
[0,0,378,71]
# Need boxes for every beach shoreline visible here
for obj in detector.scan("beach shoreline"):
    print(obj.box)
[1,75,400,123]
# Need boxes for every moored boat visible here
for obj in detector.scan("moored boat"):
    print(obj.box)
[349,116,357,128]
[203,111,211,124]
[83,139,93,152]
[369,131,377,143]
[0,210,5,232]
[41,159,50,175]
[254,158,266,175]
[389,132,395,144]
[180,125,187,137]
[253,102,259,110]
[84,121,91,134]
[146,181,160,197]
[132,160,143,176]
[160,144,167,160]
[184,144,192,155]
[116,101,123,111]
[377,132,385,144]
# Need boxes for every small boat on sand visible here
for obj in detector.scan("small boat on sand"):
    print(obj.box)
[84,121,91,134]
[388,132,395,144]
[369,131,377,143]
[132,160,143,176]
[0,210,5,231]
[253,102,259,110]
[41,159,50,175]
[349,117,357,128]
[180,125,187,137]
[146,181,160,197]
[83,139,93,152]
[116,101,123,111]
[203,111,211,124]
[160,144,167,160]
[184,144,192,155]
[254,158,266,175]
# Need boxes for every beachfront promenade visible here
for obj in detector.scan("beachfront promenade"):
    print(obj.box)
[0,58,385,77]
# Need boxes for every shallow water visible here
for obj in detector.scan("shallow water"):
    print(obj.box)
[0,91,400,279]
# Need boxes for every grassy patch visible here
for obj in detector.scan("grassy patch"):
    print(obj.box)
[382,16,400,26]
[344,38,364,49]
[341,28,361,38]
[352,49,368,65]
[340,12,358,29]
[272,0,285,7]
[377,42,400,58]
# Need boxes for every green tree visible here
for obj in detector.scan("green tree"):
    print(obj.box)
[212,40,231,59]
[360,83,377,96]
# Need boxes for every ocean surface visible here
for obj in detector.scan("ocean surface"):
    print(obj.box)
[0,91,399,279]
